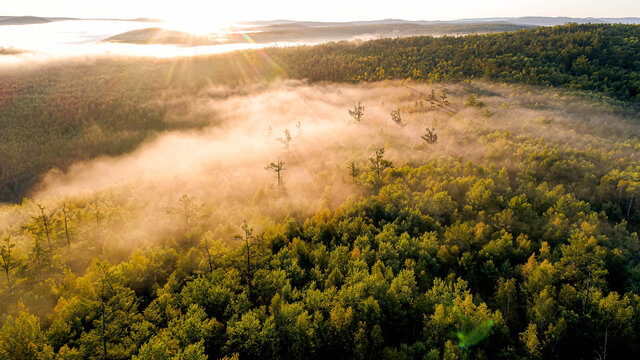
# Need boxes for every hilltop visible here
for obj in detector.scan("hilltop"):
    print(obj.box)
[0,16,52,25]
[105,27,214,45]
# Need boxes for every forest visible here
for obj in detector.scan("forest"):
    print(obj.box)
[1,23,640,360]
[2,24,640,203]
[267,23,640,101]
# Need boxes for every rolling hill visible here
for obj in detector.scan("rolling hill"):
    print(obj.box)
[0,16,52,25]
[105,22,531,45]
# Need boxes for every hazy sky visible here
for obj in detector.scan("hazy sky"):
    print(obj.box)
[4,0,640,22]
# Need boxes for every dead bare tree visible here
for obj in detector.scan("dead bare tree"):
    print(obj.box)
[349,102,364,123]
[390,109,405,127]
[265,158,286,189]
[422,128,438,145]
[277,129,292,152]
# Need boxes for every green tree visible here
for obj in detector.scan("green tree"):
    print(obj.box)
[61,204,72,248]
[33,204,53,252]
[234,221,254,294]
[200,231,227,274]
[369,146,393,188]
[0,235,18,292]
[492,277,517,326]
[559,233,608,315]
[594,292,635,360]
[348,161,360,185]
[0,312,52,360]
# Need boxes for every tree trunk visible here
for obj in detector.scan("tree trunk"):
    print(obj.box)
[204,240,213,273]
[3,266,10,293]
[603,328,608,360]
[505,296,511,326]
[39,207,52,252]
[1,240,11,293]
[245,237,251,294]
[63,205,71,248]
[101,280,107,357]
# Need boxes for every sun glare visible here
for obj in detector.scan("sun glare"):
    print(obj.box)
[160,12,238,36]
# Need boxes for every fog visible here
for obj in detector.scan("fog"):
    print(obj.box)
[1,74,638,260]
[0,19,289,66]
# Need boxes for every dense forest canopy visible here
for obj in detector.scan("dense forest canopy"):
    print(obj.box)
[268,23,640,100]
[1,23,640,360]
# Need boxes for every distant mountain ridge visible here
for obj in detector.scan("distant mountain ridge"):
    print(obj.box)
[0,16,53,25]
[240,16,640,27]
[1,15,638,27]
[105,27,213,45]
[0,15,161,25]
[506,16,640,26]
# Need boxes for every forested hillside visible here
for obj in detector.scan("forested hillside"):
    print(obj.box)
[270,23,640,101]
[1,24,639,202]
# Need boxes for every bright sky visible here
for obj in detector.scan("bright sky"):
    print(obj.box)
[4,0,640,22]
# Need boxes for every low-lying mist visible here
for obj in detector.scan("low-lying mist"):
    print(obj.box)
[2,80,639,259]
